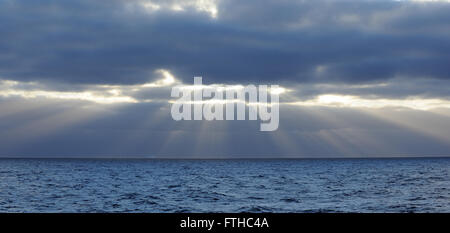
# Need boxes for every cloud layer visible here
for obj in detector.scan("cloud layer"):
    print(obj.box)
[1,0,450,157]
[1,0,450,87]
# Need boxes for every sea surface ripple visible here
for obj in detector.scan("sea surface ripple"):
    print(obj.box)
[0,158,449,212]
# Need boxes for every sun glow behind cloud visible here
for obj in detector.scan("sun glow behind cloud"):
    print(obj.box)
[0,89,138,104]
[289,94,450,111]
[1,70,450,111]
[0,69,179,104]
[136,0,218,18]
[1,72,450,157]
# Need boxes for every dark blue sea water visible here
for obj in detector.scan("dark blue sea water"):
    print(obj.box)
[0,158,449,212]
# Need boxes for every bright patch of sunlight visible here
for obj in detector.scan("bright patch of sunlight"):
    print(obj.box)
[289,94,450,110]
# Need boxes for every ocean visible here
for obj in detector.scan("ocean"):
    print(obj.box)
[0,158,448,212]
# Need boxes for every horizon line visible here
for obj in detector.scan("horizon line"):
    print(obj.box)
[0,155,449,160]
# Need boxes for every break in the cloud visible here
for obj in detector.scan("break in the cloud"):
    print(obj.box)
[0,0,450,157]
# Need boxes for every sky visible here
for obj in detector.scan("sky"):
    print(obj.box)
[1,0,450,158]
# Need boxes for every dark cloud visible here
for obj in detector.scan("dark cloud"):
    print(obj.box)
[0,0,449,86]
